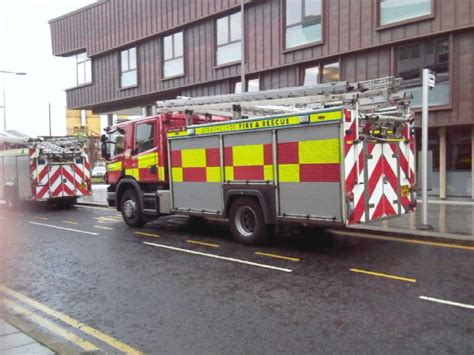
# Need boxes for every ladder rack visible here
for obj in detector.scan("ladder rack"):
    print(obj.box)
[155,77,411,119]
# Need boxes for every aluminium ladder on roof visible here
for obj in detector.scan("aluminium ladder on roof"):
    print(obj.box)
[155,77,411,119]
[0,131,84,155]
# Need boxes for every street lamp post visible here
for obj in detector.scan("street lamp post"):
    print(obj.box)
[0,70,27,131]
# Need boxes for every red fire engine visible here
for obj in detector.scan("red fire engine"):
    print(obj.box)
[103,77,416,244]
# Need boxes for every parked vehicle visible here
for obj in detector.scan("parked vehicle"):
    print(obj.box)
[92,166,107,177]
[102,77,416,244]
[0,131,91,207]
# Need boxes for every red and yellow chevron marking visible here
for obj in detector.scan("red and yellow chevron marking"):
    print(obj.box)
[277,138,340,183]
[171,148,221,182]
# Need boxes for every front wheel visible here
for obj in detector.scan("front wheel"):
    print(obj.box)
[229,197,272,245]
[121,189,145,227]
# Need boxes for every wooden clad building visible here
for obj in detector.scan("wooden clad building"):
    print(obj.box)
[49,0,474,197]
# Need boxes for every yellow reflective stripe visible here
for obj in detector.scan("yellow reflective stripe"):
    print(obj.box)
[278,164,299,182]
[167,130,190,138]
[264,165,274,180]
[125,168,139,179]
[159,167,165,181]
[172,168,183,182]
[309,110,342,123]
[206,167,221,182]
[232,145,264,166]
[138,152,157,168]
[225,166,234,181]
[181,149,206,167]
[107,161,122,172]
[298,138,340,164]
[194,116,301,135]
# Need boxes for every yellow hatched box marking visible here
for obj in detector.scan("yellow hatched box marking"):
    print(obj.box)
[182,149,206,167]
[225,166,234,181]
[278,164,299,183]
[107,161,122,172]
[309,110,342,123]
[232,145,264,166]
[172,168,183,182]
[298,138,340,164]
[264,165,274,180]
[206,167,221,182]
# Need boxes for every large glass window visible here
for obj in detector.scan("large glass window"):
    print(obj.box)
[234,78,260,93]
[163,32,184,78]
[380,0,432,26]
[303,62,339,86]
[447,127,472,171]
[120,47,137,88]
[136,123,154,154]
[216,12,241,65]
[76,53,91,86]
[396,37,449,108]
[285,0,322,49]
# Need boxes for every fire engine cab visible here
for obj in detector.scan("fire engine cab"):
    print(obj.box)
[103,77,416,245]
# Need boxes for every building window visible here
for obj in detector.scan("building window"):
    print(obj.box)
[136,122,154,154]
[76,53,91,86]
[216,12,241,65]
[163,32,184,78]
[303,62,340,86]
[396,37,449,108]
[285,0,322,49]
[234,78,260,93]
[447,127,472,171]
[379,0,432,26]
[120,47,137,88]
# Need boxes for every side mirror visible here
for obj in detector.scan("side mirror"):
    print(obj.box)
[101,142,109,159]
[100,134,108,143]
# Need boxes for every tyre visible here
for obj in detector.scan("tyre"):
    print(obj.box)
[55,197,77,209]
[229,197,271,245]
[5,187,19,209]
[120,189,145,227]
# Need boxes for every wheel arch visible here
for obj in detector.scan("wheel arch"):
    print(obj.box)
[116,178,143,212]
[224,188,276,224]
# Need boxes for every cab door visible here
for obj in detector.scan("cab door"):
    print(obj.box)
[133,121,160,183]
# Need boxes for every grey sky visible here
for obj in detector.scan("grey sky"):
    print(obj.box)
[0,0,96,136]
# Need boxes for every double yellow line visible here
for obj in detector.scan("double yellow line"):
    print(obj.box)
[0,285,142,354]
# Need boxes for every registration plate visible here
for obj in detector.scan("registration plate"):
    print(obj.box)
[401,185,410,197]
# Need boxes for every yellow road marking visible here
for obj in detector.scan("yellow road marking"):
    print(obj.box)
[135,231,160,238]
[0,285,143,355]
[94,225,114,230]
[1,298,99,352]
[349,268,416,283]
[62,220,78,225]
[34,216,48,220]
[331,230,474,252]
[255,252,300,262]
[94,216,118,222]
[186,240,220,248]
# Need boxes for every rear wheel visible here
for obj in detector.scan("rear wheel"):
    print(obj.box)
[55,197,77,209]
[5,187,19,209]
[121,189,145,227]
[229,197,271,245]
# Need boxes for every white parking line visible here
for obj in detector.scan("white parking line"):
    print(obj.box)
[419,296,474,310]
[143,242,293,273]
[29,222,99,236]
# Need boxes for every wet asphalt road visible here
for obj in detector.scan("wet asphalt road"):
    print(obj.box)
[0,205,473,353]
